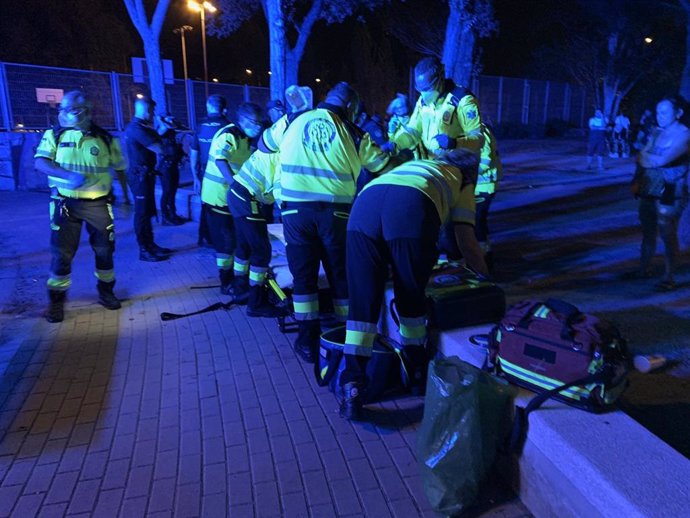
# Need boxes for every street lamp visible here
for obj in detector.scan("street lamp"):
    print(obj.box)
[173,25,193,123]
[188,0,217,98]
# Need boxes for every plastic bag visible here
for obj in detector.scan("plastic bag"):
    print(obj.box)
[417,357,517,516]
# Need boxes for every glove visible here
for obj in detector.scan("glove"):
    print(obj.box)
[380,141,396,154]
[433,134,456,150]
[388,117,402,136]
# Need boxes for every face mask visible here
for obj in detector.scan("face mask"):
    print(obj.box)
[420,90,440,105]
[59,107,87,128]
[241,118,263,138]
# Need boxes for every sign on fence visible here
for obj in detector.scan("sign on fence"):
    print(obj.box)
[132,58,174,85]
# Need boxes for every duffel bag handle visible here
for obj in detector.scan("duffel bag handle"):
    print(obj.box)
[517,299,581,341]
[313,345,343,387]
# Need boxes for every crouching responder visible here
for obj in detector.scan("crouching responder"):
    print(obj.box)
[227,149,287,317]
[202,102,263,297]
[34,90,127,322]
[259,82,392,363]
[339,150,489,420]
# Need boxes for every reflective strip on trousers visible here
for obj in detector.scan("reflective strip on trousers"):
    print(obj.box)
[47,274,71,291]
[293,293,319,321]
[399,316,427,346]
[233,258,249,275]
[344,320,378,357]
[249,267,267,286]
[333,298,349,322]
[216,254,233,270]
[94,269,115,283]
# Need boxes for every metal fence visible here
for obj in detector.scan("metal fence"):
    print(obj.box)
[0,61,589,132]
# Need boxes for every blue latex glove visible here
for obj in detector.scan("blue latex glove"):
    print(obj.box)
[434,134,456,150]
[380,141,396,154]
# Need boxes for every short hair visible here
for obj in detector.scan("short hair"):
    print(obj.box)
[659,95,687,113]
[60,90,91,111]
[326,82,359,108]
[235,102,262,122]
[414,57,443,91]
[439,148,479,185]
[207,94,227,113]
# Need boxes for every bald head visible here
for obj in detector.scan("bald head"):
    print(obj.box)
[325,82,360,122]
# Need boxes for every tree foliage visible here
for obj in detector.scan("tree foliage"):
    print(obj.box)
[209,0,385,98]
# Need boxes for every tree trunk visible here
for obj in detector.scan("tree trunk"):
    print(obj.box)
[143,38,166,114]
[442,0,464,80]
[453,26,475,86]
[285,51,299,90]
[263,0,287,100]
[680,5,690,100]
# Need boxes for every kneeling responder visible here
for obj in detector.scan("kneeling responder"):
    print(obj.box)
[201,102,262,297]
[259,82,391,363]
[339,150,489,420]
[34,91,127,322]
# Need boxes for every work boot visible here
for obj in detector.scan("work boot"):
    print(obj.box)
[231,275,249,305]
[246,285,289,318]
[97,280,122,310]
[139,248,168,262]
[339,381,366,421]
[402,345,428,396]
[150,242,173,255]
[219,269,234,296]
[294,320,321,363]
[45,290,66,323]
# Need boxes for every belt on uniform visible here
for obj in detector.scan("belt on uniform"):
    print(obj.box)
[281,201,351,211]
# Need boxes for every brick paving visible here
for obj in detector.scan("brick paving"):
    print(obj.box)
[0,190,531,517]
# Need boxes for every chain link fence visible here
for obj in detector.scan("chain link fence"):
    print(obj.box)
[0,62,589,133]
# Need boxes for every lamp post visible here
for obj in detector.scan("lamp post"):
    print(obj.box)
[188,0,217,99]
[173,25,193,123]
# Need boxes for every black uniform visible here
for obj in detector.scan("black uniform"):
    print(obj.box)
[124,117,161,252]
[158,128,184,223]
[191,114,229,245]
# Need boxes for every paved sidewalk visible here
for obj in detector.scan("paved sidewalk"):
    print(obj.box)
[0,186,529,516]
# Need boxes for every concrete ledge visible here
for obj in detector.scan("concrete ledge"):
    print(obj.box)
[438,326,690,518]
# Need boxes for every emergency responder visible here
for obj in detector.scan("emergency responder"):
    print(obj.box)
[339,150,489,420]
[202,102,262,297]
[190,95,229,247]
[388,57,502,267]
[158,114,186,225]
[34,90,127,323]
[227,149,286,317]
[124,95,174,262]
[259,82,392,363]
[266,99,286,124]
[355,102,387,146]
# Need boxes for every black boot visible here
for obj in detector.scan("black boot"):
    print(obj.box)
[294,320,321,363]
[139,247,168,262]
[231,275,249,305]
[401,345,429,396]
[97,280,122,310]
[45,290,66,323]
[339,381,366,421]
[150,242,173,255]
[246,285,289,318]
[219,270,234,296]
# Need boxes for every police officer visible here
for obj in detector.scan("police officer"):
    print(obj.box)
[259,82,391,363]
[227,149,286,317]
[34,90,127,323]
[158,114,186,225]
[124,95,173,262]
[389,56,502,267]
[339,150,489,420]
[202,102,263,296]
[190,95,229,247]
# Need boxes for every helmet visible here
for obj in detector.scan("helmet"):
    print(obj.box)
[414,57,443,92]
[285,85,313,112]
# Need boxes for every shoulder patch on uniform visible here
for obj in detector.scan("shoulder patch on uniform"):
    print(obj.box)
[90,146,100,156]
[467,110,477,120]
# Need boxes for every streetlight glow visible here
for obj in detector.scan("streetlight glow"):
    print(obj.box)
[245,69,253,75]
[644,37,653,44]
[187,0,217,98]
[315,78,321,83]
[212,78,219,82]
